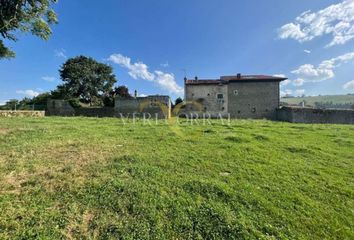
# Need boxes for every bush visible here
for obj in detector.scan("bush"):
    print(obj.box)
[103,96,114,107]
[68,98,81,108]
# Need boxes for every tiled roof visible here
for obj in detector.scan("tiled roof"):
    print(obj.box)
[185,75,287,85]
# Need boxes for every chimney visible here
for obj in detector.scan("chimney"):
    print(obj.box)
[184,77,187,83]
[195,76,198,80]
[134,90,137,98]
[237,73,241,79]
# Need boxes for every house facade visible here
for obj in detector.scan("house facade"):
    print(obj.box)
[184,74,287,119]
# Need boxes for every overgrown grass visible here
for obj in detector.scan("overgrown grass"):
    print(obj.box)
[0,117,353,239]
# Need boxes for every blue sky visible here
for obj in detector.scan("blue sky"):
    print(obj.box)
[1,0,354,104]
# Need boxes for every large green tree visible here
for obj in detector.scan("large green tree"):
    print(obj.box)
[58,56,117,105]
[0,0,58,58]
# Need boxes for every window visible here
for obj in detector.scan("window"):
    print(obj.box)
[217,94,224,99]
[234,90,239,96]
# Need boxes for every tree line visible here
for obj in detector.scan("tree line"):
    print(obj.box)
[1,56,134,110]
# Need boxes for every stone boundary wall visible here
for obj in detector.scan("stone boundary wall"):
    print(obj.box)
[276,106,354,124]
[46,99,171,119]
[74,108,116,118]
[46,100,75,116]
[0,111,45,117]
[115,96,171,119]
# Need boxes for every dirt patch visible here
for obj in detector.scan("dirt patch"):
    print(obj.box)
[0,128,11,135]
[65,210,97,239]
[0,142,115,195]
[0,171,29,195]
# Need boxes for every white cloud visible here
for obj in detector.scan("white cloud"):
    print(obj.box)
[154,71,183,94]
[42,76,56,82]
[109,54,154,81]
[278,0,354,47]
[293,78,305,86]
[280,89,293,97]
[343,79,354,90]
[274,74,291,86]
[54,49,67,59]
[109,54,183,95]
[160,62,169,68]
[295,89,306,96]
[304,49,311,54]
[292,51,354,82]
[16,90,40,97]
[0,100,8,106]
[281,79,291,86]
[139,94,148,97]
[274,74,286,78]
[292,64,334,82]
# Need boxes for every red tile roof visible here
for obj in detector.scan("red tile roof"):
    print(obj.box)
[185,75,287,85]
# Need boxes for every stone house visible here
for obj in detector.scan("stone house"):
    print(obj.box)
[184,74,287,119]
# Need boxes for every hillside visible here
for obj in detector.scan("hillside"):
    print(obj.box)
[0,117,353,239]
[281,94,354,107]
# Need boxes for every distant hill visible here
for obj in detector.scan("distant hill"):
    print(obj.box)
[281,94,354,109]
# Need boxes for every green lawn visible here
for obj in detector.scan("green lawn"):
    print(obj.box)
[0,117,353,239]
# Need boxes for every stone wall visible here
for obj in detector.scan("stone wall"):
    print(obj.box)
[184,83,228,116]
[74,108,117,118]
[47,100,118,118]
[228,81,280,119]
[0,111,45,117]
[47,97,171,119]
[46,100,75,116]
[276,106,354,124]
[115,96,171,119]
[184,81,280,119]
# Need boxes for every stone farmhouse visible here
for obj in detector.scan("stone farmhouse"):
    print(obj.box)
[184,74,287,119]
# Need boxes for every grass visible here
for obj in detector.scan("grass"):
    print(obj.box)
[0,117,353,239]
[281,94,354,106]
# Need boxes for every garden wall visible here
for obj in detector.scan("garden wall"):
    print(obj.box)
[0,111,45,117]
[276,106,354,124]
[46,99,171,119]
[115,96,171,119]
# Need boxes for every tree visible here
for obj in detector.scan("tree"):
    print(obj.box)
[103,86,132,107]
[0,99,19,110]
[174,97,183,106]
[0,0,58,59]
[58,56,117,105]
[111,86,132,98]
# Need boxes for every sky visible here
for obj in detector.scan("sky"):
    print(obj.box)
[1,0,354,104]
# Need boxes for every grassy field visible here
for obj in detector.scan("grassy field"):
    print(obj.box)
[0,117,353,239]
[281,94,354,106]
